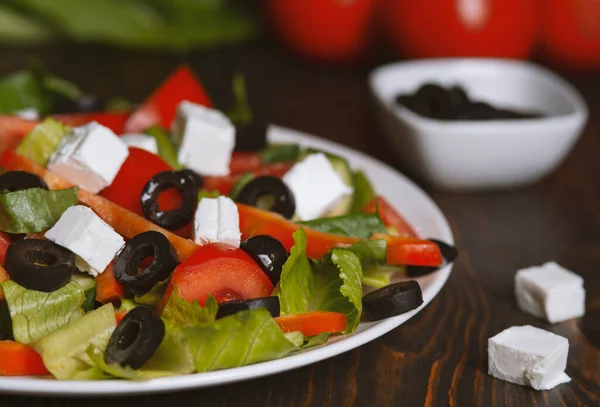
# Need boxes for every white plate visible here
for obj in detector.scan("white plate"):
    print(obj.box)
[0,126,454,397]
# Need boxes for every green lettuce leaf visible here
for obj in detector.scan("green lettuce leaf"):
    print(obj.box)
[16,118,69,166]
[0,70,46,114]
[133,276,171,306]
[302,333,329,349]
[0,187,78,233]
[278,228,313,315]
[283,331,304,348]
[1,280,85,344]
[228,172,254,200]
[349,170,375,214]
[144,125,181,170]
[70,272,96,312]
[34,303,116,380]
[161,286,217,328]
[198,189,220,201]
[299,213,385,239]
[184,308,295,372]
[260,144,300,164]
[342,239,403,289]
[117,299,140,312]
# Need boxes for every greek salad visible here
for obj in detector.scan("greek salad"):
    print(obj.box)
[0,66,454,380]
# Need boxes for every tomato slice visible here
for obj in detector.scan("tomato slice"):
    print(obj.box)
[275,311,347,336]
[163,243,274,307]
[362,196,418,238]
[52,111,130,134]
[124,65,212,133]
[229,152,262,174]
[204,162,294,195]
[0,341,49,376]
[0,116,38,156]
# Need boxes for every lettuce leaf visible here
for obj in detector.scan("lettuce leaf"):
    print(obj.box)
[133,275,171,306]
[349,170,375,214]
[302,333,329,349]
[184,308,295,372]
[342,239,403,289]
[16,118,69,166]
[0,70,47,114]
[161,286,217,328]
[260,144,300,164]
[1,280,85,344]
[284,331,304,348]
[0,187,78,233]
[299,213,385,239]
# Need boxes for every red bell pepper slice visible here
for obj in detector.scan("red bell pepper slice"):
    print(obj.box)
[52,111,131,134]
[95,263,125,304]
[229,152,263,174]
[0,116,38,157]
[275,311,346,336]
[205,161,294,195]
[124,65,212,133]
[362,196,419,238]
[0,341,49,376]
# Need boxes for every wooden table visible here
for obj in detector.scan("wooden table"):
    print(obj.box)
[1,41,599,407]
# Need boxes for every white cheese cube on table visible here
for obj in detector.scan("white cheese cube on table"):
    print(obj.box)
[193,196,241,247]
[173,101,235,176]
[120,133,158,154]
[45,205,125,277]
[47,122,129,193]
[14,107,39,121]
[282,153,353,221]
[488,325,571,390]
[515,261,585,323]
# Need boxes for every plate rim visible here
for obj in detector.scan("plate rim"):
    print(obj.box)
[0,126,454,397]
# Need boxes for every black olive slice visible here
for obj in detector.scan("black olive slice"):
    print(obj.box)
[0,171,48,192]
[141,170,199,230]
[216,296,280,319]
[240,235,287,285]
[236,176,295,219]
[406,239,458,278]
[234,121,268,152]
[4,239,75,292]
[362,281,423,321]
[411,83,454,119]
[105,307,165,369]
[113,231,178,296]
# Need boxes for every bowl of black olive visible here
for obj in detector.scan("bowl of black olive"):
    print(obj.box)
[369,59,588,191]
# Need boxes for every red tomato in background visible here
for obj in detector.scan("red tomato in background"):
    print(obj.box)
[383,0,539,59]
[541,0,600,71]
[267,0,377,62]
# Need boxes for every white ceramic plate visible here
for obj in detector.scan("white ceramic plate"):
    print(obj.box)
[0,126,454,397]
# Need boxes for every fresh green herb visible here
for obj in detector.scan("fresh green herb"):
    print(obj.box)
[226,73,252,125]
[260,144,301,164]
[300,213,386,239]
[16,118,69,166]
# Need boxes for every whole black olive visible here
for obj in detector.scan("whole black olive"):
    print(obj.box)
[113,231,178,296]
[406,239,458,278]
[456,102,499,120]
[240,235,287,285]
[4,239,76,292]
[0,171,48,192]
[216,296,280,319]
[105,307,165,370]
[362,281,423,321]
[411,83,454,120]
[234,121,268,152]
[141,170,199,230]
[236,176,295,219]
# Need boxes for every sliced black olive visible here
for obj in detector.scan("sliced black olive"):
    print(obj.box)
[234,121,268,152]
[113,231,178,296]
[236,176,295,219]
[141,170,199,230]
[105,307,165,370]
[363,281,423,321]
[406,239,458,278]
[216,296,280,319]
[240,235,287,285]
[4,239,75,292]
[0,171,48,192]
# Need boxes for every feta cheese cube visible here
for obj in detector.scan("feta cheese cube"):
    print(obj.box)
[47,122,129,193]
[14,107,39,121]
[121,133,158,154]
[173,101,235,176]
[282,153,352,221]
[192,196,241,247]
[515,261,585,323]
[488,325,571,390]
[45,205,125,276]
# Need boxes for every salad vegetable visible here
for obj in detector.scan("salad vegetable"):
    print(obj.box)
[0,66,455,380]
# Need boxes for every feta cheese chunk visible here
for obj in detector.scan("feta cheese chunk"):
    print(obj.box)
[45,205,125,276]
[488,325,571,390]
[173,101,235,176]
[121,133,158,154]
[47,122,129,193]
[192,196,241,247]
[282,153,353,221]
[515,261,585,323]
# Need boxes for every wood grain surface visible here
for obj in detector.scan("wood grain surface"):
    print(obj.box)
[0,40,599,407]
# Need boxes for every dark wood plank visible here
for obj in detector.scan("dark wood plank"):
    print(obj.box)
[0,40,598,406]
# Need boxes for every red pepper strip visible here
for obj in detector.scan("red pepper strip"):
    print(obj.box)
[0,150,200,261]
[0,231,10,264]
[124,65,212,133]
[205,162,294,195]
[115,311,128,325]
[275,311,346,336]
[0,116,38,156]
[0,341,49,376]
[52,111,131,134]
[96,263,125,304]
[362,196,419,238]
[371,233,443,267]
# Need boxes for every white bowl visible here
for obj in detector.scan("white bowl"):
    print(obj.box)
[369,59,588,191]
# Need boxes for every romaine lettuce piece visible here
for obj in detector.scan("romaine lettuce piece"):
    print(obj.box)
[260,144,300,164]
[349,170,375,214]
[161,286,217,328]
[299,213,386,239]
[0,70,46,114]
[16,118,69,166]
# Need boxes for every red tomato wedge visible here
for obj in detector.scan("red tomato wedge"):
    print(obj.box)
[124,65,212,133]
[362,196,418,238]
[52,111,131,134]
[0,150,199,261]
[238,203,442,266]
[163,243,274,308]
[0,231,10,264]
[96,263,125,304]
[0,265,9,301]
[275,311,347,336]
[0,341,49,376]
[0,116,38,156]
[229,152,263,174]
[204,162,294,195]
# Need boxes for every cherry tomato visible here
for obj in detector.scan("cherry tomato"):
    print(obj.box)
[0,231,11,264]
[204,162,294,195]
[362,196,418,238]
[164,243,274,307]
[275,311,347,336]
[384,0,539,59]
[541,0,600,70]
[267,0,377,62]
[0,116,38,156]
